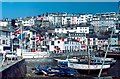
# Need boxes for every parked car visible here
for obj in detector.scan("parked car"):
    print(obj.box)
[6,53,17,60]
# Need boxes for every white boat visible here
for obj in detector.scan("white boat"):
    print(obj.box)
[68,60,110,74]
[67,56,111,73]
[55,57,79,62]
[54,57,79,66]
[55,56,79,62]
[91,56,116,65]
[68,61,110,70]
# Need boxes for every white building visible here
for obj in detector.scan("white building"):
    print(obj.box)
[0,28,10,52]
[48,38,81,53]
[98,36,108,50]
[22,17,35,26]
[86,35,98,51]
[91,12,117,32]
[55,23,89,34]
[61,14,93,25]
[64,39,81,52]
[0,21,8,27]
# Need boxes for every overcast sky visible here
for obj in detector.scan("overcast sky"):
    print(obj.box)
[2,0,120,2]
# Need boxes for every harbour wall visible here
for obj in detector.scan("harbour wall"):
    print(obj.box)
[0,59,27,79]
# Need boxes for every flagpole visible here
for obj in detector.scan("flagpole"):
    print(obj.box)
[11,33,13,53]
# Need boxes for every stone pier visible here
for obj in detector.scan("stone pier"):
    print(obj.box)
[0,59,27,79]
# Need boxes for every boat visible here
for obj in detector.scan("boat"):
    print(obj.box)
[68,60,110,74]
[101,51,120,59]
[54,56,79,66]
[33,64,44,75]
[67,47,111,74]
[33,64,78,76]
[91,56,116,65]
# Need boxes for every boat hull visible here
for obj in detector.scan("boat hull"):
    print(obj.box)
[68,62,110,74]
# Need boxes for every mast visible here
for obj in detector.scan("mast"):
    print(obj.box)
[98,1,119,77]
[98,27,114,77]
[21,25,23,58]
[87,45,90,74]
[35,32,36,52]
[98,25,114,78]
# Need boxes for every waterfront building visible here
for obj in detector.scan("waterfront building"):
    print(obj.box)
[0,27,11,51]
[91,12,117,33]
[98,35,109,50]
[109,35,119,50]
[55,23,89,34]
[68,33,86,51]
[0,21,8,27]
[64,38,80,53]
[86,34,98,51]
[22,17,35,26]
[61,14,93,25]
[48,37,81,53]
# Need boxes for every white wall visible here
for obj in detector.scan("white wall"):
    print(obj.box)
[0,22,8,26]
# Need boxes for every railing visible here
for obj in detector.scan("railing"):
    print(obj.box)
[0,56,20,67]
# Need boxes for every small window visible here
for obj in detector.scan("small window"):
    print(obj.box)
[2,40,5,44]
[58,41,60,43]
[51,41,54,45]
[6,40,8,45]
[0,39,1,45]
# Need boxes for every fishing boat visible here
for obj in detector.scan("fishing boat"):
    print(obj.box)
[54,56,79,66]
[101,51,120,59]
[91,56,116,65]
[68,60,110,73]
[67,46,111,74]
[33,64,78,76]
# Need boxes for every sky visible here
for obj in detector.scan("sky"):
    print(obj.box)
[2,0,120,2]
[0,2,2,19]
[1,2,119,18]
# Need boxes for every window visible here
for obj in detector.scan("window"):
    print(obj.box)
[58,41,60,43]
[2,32,6,36]
[2,40,5,44]
[33,32,35,35]
[51,41,54,45]
[0,39,1,45]
[6,40,8,45]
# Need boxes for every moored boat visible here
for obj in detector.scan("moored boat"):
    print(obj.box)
[54,57,79,66]
[68,60,110,74]
[33,64,78,76]
[91,56,116,65]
